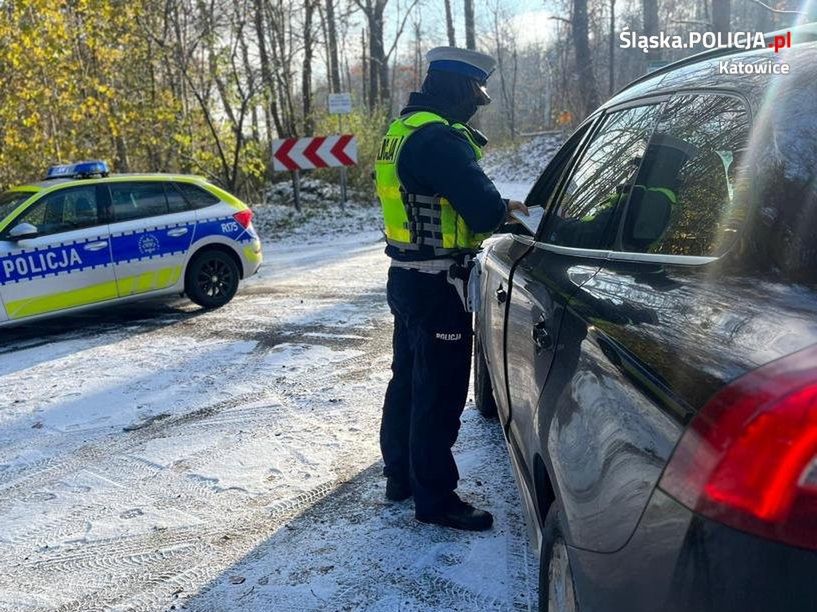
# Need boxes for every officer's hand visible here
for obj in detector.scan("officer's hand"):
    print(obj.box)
[506,200,529,223]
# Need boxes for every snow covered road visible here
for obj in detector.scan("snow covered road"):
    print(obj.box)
[0,226,538,611]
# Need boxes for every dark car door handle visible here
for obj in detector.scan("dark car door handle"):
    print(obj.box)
[495,285,507,304]
[532,320,553,351]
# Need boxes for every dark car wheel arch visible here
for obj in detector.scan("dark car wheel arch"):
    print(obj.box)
[473,329,499,418]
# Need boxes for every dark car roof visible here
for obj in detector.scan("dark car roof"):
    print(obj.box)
[601,40,817,114]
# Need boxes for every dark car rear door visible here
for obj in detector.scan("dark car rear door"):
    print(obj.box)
[544,92,768,553]
[503,101,666,524]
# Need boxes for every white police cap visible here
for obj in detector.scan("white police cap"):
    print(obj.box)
[426,47,497,82]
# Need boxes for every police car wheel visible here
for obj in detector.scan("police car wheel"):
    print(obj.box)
[185,250,240,309]
[474,332,498,418]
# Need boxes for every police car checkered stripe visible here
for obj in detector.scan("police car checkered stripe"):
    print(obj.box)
[0,215,256,286]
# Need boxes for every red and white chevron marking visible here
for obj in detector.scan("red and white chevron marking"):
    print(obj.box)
[272,134,357,171]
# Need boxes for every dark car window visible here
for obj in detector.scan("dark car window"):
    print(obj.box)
[12,185,100,236]
[540,103,663,249]
[616,94,751,256]
[173,182,220,209]
[110,182,169,222]
[526,122,595,237]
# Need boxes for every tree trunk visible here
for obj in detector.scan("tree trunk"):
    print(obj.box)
[712,0,731,34]
[414,21,422,89]
[361,27,368,107]
[609,0,616,96]
[464,0,475,49]
[253,0,284,137]
[303,0,315,135]
[376,7,389,108]
[573,0,601,117]
[642,0,661,59]
[325,0,342,92]
[364,1,388,110]
[444,0,456,46]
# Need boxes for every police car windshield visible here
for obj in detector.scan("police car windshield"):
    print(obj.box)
[0,191,35,222]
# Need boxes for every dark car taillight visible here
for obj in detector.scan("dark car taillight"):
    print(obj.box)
[234,209,254,229]
[659,344,817,550]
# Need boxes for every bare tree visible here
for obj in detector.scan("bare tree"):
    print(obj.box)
[303,0,316,135]
[643,0,661,59]
[464,0,475,49]
[325,0,342,92]
[609,0,616,95]
[352,0,419,110]
[573,0,600,117]
[712,0,731,33]
[491,1,518,139]
[444,0,456,46]
[253,0,284,139]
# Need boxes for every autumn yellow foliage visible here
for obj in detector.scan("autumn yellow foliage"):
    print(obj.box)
[0,0,264,194]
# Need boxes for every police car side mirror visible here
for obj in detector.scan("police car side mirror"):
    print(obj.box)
[8,223,39,240]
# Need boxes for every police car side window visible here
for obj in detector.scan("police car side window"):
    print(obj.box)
[540,103,663,250]
[165,183,190,214]
[13,186,100,236]
[615,94,750,257]
[111,182,168,222]
[173,182,220,209]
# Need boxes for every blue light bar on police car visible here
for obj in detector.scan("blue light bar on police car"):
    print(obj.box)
[45,160,110,180]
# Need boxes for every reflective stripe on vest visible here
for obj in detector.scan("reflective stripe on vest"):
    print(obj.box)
[375,111,492,256]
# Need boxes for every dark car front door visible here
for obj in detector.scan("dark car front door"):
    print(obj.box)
[503,101,667,530]
[479,123,594,424]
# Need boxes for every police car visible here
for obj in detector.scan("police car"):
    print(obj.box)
[0,161,262,327]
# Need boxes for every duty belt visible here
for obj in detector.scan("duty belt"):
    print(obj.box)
[389,258,454,274]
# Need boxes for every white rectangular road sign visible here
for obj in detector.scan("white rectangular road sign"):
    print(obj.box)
[328,93,353,115]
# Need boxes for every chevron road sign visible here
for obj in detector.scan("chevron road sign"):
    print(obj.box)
[272,134,357,172]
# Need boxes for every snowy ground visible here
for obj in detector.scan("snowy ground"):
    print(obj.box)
[0,201,539,610]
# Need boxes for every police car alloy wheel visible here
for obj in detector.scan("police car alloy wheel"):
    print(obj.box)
[185,250,240,309]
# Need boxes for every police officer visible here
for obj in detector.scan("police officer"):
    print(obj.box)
[375,47,527,531]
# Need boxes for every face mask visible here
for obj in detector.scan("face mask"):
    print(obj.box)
[450,100,479,124]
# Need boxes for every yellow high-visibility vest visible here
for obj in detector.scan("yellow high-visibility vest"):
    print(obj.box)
[374,111,493,256]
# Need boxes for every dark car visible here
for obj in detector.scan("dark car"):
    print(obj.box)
[474,30,817,612]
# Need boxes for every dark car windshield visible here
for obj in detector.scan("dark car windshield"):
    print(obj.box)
[0,190,36,223]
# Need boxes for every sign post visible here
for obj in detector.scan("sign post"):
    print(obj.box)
[328,93,353,209]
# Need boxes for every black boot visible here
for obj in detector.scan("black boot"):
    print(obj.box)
[416,496,493,531]
[385,477,412,501]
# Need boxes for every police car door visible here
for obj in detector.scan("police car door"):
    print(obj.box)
[0,184,117,321]
[107,181,195,296]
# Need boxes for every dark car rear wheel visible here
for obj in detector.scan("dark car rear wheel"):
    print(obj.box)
[540,504,579,612]
[474,332,498,418]
[185,249,240,309]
